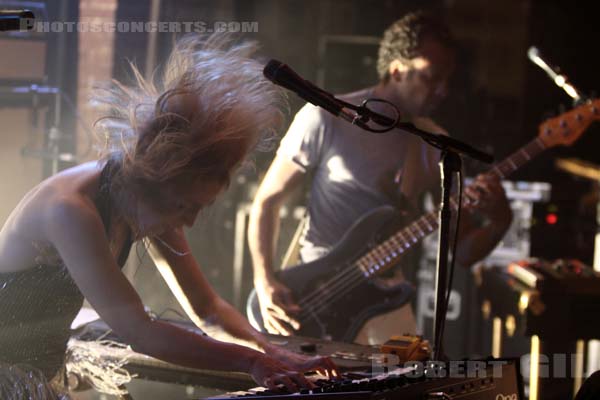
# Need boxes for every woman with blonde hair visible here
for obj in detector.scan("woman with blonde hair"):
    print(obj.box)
[0,34,337,399]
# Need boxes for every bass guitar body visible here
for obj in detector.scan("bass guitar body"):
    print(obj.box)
[247,206,415,342]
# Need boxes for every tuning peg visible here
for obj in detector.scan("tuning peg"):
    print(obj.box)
[555,104,568,128]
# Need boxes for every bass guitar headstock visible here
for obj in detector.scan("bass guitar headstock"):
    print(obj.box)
[538,99,600,148]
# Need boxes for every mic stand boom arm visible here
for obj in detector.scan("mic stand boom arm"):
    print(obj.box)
[337,97,493,163]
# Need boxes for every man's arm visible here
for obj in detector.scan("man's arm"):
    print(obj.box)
[419,128,512,268]
[454,174,513,267]
[247,154,307,335]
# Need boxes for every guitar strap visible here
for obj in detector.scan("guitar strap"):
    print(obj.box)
[280,211,308,268]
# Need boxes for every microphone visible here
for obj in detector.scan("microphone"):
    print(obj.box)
[263,59,357,123]
[0,10,35,32]
[527,46,581,101]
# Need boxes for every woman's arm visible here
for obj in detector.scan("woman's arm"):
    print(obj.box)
[149,227,338,376]
[148,228,270,350]
[46,198,315,390]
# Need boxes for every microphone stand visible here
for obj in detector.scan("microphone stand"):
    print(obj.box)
[339,100,493,361]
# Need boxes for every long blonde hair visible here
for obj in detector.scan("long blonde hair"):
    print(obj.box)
[92,34,285,231]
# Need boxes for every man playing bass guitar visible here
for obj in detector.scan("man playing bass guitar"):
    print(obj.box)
[248,11,512,344]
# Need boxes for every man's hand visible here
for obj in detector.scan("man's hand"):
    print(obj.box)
[465,174,512,227]
[453,174,513,267]
[254,276,301,336]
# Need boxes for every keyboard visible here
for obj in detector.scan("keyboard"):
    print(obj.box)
[204,360,523,399]
[68,318,382,391]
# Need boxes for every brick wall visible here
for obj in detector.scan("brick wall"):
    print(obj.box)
[76,0,117,161]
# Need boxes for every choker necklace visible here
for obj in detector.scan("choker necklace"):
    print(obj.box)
[152,234,192,257]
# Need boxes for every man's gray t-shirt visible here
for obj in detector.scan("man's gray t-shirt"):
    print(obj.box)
[277,89,444,262]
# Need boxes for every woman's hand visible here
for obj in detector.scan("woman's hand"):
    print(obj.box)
[249,353,315,392]
[265,344,340,379]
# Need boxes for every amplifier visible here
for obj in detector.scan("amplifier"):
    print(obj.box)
[416,180,551,358]
[481,259,600,341]
[0,39,47,82]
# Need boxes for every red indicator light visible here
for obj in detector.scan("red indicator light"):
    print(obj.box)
[546,213,558,224]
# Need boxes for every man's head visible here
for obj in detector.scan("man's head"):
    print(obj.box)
[377,11,456,116]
